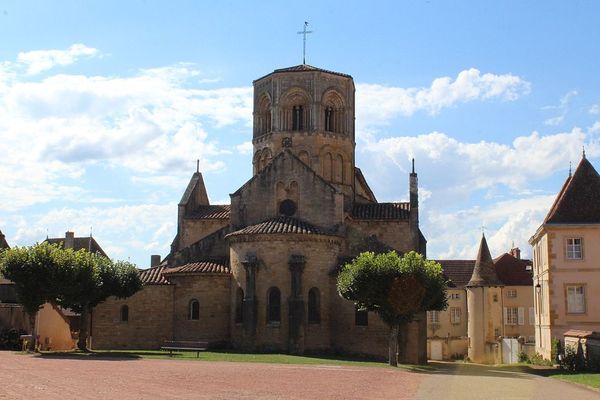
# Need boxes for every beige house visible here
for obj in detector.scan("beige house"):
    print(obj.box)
[429,240,534,362]
[530,155,600,360]
[92,63,428,362]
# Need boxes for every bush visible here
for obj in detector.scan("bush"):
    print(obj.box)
[0,328,27,350]
[517,352,530,363]
[529,352,553,366]
[561,346,580,372]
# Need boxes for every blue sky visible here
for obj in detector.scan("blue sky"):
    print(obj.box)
[1,1,599,266]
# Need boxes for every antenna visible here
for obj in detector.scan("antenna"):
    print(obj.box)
[297,21,313,64]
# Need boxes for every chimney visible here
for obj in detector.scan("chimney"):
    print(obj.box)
[510,247,521,259]
[150,255,161,267]
[65,231,75,249]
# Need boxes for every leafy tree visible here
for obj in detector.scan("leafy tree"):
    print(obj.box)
[337,251,448,366]
[0,243,63,350]
[56,251,142,351]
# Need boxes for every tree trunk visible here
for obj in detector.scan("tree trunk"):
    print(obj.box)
[388,322,399,366]
[397,322,408,363]
[77,304,90,352]
[28,312,37,352]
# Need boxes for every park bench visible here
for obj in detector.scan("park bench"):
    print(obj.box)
[160,340,209,358]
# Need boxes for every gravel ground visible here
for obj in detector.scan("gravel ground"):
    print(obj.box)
[0,352,421,400]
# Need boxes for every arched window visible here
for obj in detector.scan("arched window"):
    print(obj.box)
[189,299,200,320]
[355,305,368,326]
[267,287,281,324]
[298,150,310,165]
[120,305,129,322]
[292,106,304,131]
[235,288,244,324]
[308,288,320,324]
[322,152,333,181]
[334,154,343,183]
[325,106,334,132]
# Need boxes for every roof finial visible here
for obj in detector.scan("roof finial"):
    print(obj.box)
[412,158,415,174]
[297,21,313,65]
[583,145,586,159]
[196,159,200,173]
[481,224,486,237]
[569,161,572,177]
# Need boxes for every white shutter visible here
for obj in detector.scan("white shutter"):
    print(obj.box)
[503,307,508,324]
[518,307,525,325]
[529,307,535,325]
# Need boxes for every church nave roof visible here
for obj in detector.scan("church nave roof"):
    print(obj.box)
[350,202,410,220]
[226,216,331,237]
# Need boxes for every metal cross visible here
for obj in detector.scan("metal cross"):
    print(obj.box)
[297,21,313,64]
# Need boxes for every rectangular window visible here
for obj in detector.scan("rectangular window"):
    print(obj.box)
[450,293,460,300]
[450,307,461,324]
[529,307,535,325]
[507,289,517,298]
[504,307,518,325]
[566,238,583,260]
[428,311,440,324]
[567,285,586,314]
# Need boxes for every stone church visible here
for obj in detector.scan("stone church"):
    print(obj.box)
[92,64,428,363]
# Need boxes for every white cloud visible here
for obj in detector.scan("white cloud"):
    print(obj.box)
[590,104,600,115]
[17,44,100,75]
[236,141,253,155]
[355,68,530,128]
[543,90,577,126]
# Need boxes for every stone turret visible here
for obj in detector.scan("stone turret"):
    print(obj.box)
[466,234,504,363]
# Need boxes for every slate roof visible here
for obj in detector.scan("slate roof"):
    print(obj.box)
[493,253,533,286]
[255,64,352,81]
[187,205,231,219]
[351,203,410,220]
[435,260,475,288]
[226,216,328,237]
[45,236,108,257]
[0,230,9,250]
[544,157,600,224]
[139,265,171,285]
[164,260,230,275]
[467,235,503,287]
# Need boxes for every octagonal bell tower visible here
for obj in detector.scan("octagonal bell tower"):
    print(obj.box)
[252,64,356,203]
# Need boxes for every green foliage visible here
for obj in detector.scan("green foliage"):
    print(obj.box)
[337,251,448,326]
[551,337,561,362]
[529,352,553,366]
[517,352,530,363]
[561,346,579,372]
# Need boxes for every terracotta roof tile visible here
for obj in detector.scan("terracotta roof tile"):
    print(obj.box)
[255,64,352,80]
[544,157,600,223]
[226,216,327,237]
[187,205,231,219]
[493,253,533,286]
[351,203,410,220]
[139,265,171,285]
[164,260,230,275]
[435,260,475,288]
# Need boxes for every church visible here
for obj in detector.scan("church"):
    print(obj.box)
[91,63,428,363]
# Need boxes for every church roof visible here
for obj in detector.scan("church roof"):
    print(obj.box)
[187,205,231,219]
[544,157,600,224]
[466,235,503,287]
[45,236,108,257]
[164,260,230,275]
[350,203,410,220]
[226,216,329,237]
[139,265,171,285]
[255,64,352,82]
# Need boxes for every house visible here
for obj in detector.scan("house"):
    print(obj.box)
[529,154,600,360]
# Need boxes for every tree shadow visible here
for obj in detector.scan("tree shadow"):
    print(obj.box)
[34,350,151,361]
[421,361,558,379]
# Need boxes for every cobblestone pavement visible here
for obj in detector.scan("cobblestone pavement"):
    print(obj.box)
[1,353,598,400]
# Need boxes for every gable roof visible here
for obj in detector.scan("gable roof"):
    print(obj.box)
[45,236,108,257]
[493,253,533,286]
[139,265,171,285]
[226,216,331,237]
[0,230,9,250]
[544,157,600,224]
[354,167,377,203]
[350,203,410,220]
[435,260,475,288]
[187,205,231,219]
[467,234,503,287]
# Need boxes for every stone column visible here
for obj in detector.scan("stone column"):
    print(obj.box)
[288,254,305,354]
[242,253,258,351]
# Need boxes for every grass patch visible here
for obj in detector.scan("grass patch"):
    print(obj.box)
[551,373,600,389]
[33,349,433,371]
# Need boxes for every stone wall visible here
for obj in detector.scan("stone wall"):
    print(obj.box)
[346,220,414,253]
[180,218,229,250]
[91,285,174,349]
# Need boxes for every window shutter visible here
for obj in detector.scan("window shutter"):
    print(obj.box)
[518,307,525,325]
[503,307,508,324]
[529,307,535,325]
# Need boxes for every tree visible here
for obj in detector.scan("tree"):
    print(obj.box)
[337,251,448,366]
[0,243,63,350]
[56,252,142,351]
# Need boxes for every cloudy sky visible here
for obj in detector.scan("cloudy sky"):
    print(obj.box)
[1,1,599,266]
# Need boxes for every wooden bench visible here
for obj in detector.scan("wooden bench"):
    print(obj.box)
[160,340,208,358]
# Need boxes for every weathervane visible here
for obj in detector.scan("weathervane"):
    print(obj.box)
[297,21,313,64]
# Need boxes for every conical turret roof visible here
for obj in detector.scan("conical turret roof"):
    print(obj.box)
[466,234,503,287]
